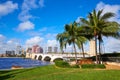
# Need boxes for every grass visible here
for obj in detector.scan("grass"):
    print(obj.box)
[0,65,120,80]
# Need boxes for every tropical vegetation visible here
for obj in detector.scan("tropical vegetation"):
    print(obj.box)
[57,9,120,64]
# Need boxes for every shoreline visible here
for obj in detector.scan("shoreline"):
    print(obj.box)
[0,57,25,58]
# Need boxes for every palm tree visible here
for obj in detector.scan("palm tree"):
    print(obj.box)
[56,32,68,53]
[64,22,79,63]
[80,9,120,64]
[77,26,88,58]
[57,22,84,63]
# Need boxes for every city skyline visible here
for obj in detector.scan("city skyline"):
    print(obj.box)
[0,0,120,53]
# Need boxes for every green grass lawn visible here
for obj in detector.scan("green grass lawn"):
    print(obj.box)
[0,65,120,80]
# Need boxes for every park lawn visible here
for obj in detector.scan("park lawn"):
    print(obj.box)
[0,65,120,80]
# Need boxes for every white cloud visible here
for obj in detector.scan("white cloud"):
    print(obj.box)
[45,33,57,39]
[47,40,57,47]
[18,0,37,21]
[103,37,120,53]
[18,12,32,21]
[39,0,45,8]
[17,21,34,31]
[0,37,21,53]
[96,2,120,23]
[0,34,6,41]
[0,1,18,17]
[26,36,44,47]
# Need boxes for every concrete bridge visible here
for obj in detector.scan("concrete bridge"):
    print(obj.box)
[26,53,90,62]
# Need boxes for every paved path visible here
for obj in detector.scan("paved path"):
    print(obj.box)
[105,64,120,70]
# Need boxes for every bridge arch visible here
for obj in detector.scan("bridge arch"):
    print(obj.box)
[34,55,37,59]
[38,55,42,60]
[44,56,51,61]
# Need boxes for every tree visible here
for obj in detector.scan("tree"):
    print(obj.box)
[77,26,88,58]
[64,22,79,63]
[57,22,82,63]
[56,32,68,52]
[80,9,120,64]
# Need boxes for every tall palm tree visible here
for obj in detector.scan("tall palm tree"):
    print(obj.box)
[77,36,87,58]
[77,26,88,58]
[57,22,85,63]
[64,22,79,63]
[56,32,68,52]
[80,9,120,64]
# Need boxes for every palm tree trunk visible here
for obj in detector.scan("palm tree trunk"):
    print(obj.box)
[98,40,102,64]
[73,43,77,64]
[81,42,85,58]
[95,36,99,64]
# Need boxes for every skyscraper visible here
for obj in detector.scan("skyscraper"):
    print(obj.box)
[54,47,58,53]
[48,46,52,53]
[16,45,22,54]
[89,40,96,56]
[32,45,43,53]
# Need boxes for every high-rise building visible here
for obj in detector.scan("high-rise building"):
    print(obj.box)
[36,47,43,53]
[26,48,32,53]
[31,45,43,53]
[16,45,22,54]
[54,47,58,53]
[32,45,39,53]
[48,46,52,53]
[89,40,96,56]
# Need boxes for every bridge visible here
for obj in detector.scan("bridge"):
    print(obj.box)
[26,53,91,62]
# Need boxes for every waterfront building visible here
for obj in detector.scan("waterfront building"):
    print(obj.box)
[27,45,43,53]
[26,48,32,53]
[36,46,43,53]
[89,40,96,56]
[32,45,39,53]
[48,46,52,53]
[54,47,58,53]
[16,45,22,54]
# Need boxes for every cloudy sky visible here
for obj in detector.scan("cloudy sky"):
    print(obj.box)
[0,0,120,53]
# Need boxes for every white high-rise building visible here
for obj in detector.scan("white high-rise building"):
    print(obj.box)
[89,40,96,56]
[54,47,58,53]
[48,47,52,53]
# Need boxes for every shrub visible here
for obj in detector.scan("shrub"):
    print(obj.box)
[53,58,63,62]
[55,61,70,68]
[81,64,106,69]
[95,64,106,69]
[70,64,80,68]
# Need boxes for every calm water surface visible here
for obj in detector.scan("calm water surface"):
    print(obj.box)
[0,58,51,70]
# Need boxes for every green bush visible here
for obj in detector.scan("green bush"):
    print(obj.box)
[70,64,80,68]
[55,61,70,68]
[95,64,106,69]
[53,58,63,62]
[81,64,106,69]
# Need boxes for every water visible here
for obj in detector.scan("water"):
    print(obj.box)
[0,58,51,70]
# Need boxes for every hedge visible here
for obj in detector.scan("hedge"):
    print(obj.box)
[81,64,106,69]
[55,61,70,68]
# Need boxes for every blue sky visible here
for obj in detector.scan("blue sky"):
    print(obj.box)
[0,0,120,53]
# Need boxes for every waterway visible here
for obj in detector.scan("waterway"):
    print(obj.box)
[0,57,51,70]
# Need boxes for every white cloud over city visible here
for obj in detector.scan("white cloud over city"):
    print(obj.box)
[0,34,21,53]
[25,36,44,47]
[0,1,18,17]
